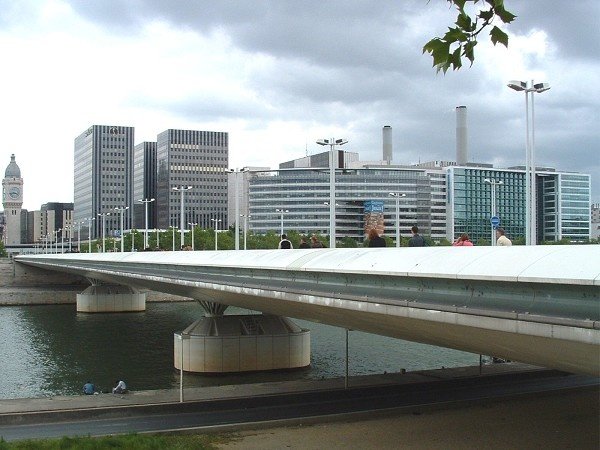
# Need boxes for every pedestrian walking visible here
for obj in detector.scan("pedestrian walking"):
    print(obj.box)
[408,226,427,247]
[367,228,386,247]
[453,233,474,246]
[278,234,293,249]
[496,228,512,246]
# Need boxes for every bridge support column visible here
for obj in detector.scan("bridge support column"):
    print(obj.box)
[76,280,146,313]
[174,301,310,373]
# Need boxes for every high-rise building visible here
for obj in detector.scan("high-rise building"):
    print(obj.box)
[2,154,23,245]
[74,125,134,239]
[156,129,229,230]
[133,142,157,230]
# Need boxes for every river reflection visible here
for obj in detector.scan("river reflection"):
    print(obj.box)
[0,303,478,399]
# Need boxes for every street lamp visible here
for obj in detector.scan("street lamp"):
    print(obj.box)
[316,137,348,249]
[86,217,95,253]
[188,222,197,251]
[230,168,247,250]
[484,179,504,246]
[172,186,192,247]
[76,221,81,252]
[97,212,111,253]
[275,209,289,235]
[240,214,251,250]
[138,198,155,249]
[54,229,61,254]
[114,206,129,252]
[508,79,550,245]
[388,192,406,248]
[211,218,221,250]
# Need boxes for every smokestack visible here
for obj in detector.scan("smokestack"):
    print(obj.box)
[456,106,468,165]
[382,126,392,164]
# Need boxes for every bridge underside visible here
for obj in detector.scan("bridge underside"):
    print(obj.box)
[15,247,600,376]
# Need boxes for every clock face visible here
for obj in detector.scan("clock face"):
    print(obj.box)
[8,187,20,199]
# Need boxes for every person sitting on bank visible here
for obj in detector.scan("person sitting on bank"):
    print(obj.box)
[82,381,95,395]
[496,227,512,246]
[453,233,474,246]
[367,228,386,247]
[278,234,293,249]
[408,226,426,247]
[112,380,127,394]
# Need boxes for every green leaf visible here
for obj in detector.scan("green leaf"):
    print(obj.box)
[455,12,473,31]
[490,25,509,47]
[444,27,469,43]
[478,9,494,22]
[463,40,477,66]
[496,7,517,23]
[450,46,463,70]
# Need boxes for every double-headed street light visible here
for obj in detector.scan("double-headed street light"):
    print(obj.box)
[275,209,289,235]
[388,192,406,248]
[508,80,550,245]
[138,198,155,250]
[484,179,504,246]
[316,137,348,249]
[114,206,129,252]
[211,218,221,250]
[172,186,192,247]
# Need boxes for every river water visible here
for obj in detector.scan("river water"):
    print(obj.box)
[0,302,479,399]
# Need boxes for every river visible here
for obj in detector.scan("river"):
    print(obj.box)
[0,302,479,399]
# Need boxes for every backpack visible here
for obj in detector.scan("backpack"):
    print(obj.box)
[280,239,292,249]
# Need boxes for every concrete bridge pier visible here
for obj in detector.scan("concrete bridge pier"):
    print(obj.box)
[174,301,310,373]
[76,279,146,313]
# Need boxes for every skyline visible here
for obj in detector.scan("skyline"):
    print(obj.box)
[0,0,598,210]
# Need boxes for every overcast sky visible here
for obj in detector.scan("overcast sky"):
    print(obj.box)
[1,0,598,210]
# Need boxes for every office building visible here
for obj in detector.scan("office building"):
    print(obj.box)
[445,166,591,243]
[156,129,229,230]
[74,125,134,239]
[133,141,157,230]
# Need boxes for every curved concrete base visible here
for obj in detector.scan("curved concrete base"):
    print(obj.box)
[77,285,146,313]
[174,315,310,373]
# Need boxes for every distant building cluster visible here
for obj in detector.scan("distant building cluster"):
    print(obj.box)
[1,108,595,248]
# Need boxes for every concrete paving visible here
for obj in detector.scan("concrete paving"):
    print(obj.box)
[0,363,541,419]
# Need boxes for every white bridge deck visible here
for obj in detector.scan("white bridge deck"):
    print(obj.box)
[16,245,600,376]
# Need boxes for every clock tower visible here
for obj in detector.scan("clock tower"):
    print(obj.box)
[2,154,23,245]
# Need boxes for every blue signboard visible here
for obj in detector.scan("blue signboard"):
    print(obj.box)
[490,216,500,227]
[364,200,384,213]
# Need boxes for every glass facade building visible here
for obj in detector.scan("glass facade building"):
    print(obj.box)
[74,125,134,239]
[133,142,157,229]
[156,129,229,230]
[248,167,447,242]
[446,166,591,243]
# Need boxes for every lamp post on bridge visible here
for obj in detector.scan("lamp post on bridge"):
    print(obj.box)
[87,217,95,253]
[240,214,251,250]
[508,79,550,245]
[388,192,406,248]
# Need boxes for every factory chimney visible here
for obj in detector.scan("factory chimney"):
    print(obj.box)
[456,106,468,165]
[382,126,392,164]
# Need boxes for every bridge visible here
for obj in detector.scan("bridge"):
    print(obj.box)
[15,245,600,376]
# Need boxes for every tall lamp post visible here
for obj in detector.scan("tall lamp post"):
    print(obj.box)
[484,179,504,246]
[211,218,221,250]
[316,138,348,249]
[172,186,192,247]
[138,198,155,249]
[508,80,550,245]
[97,212,111,253]
[275,209,288,235]
[114,206,129,252]
[76,221,81,252]
[230,168,246,250]
[188,222,197,250]
[240,214,251,250]
[388,192,406,248]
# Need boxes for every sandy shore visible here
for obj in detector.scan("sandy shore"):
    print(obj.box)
[217,387,599,450]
